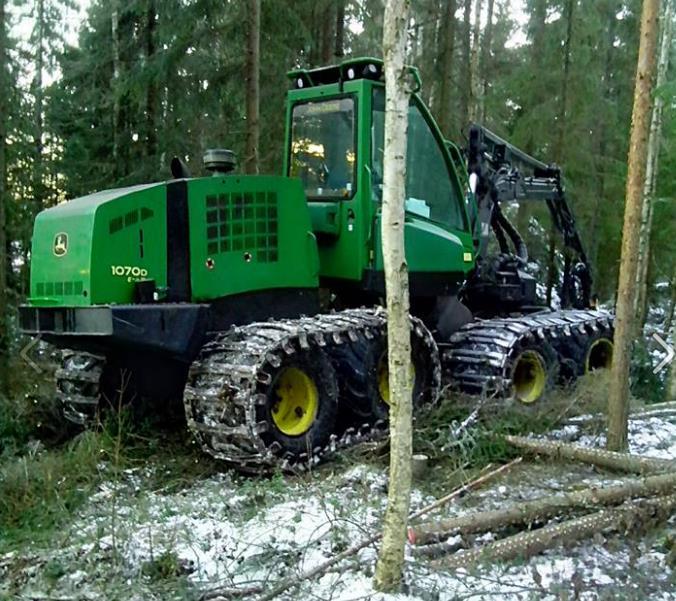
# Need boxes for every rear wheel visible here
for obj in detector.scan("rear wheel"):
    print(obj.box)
[256,350,338,458]
[555,324,615,382]
[331,320,440,423]
[584,337,614,372]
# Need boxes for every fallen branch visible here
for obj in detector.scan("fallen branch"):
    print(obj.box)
[410,470,676,545]
[564,404,676,426]
[505,435,676,474]
[411,535,466,558]
[433,494,676,569]
[201,458,522,601]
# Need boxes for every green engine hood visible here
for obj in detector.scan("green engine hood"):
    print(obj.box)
[28,182,167,306]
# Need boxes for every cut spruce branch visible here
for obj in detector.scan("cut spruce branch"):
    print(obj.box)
[505,435,676,474]
[410,470,676,545]
[200,459,521,601]
[433,494,676,569]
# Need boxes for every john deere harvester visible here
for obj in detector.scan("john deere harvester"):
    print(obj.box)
[20,58,613,472]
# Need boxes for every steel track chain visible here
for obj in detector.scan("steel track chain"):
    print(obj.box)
[55,351,105,425]
[183,307,441,474]
[441,308,614,398]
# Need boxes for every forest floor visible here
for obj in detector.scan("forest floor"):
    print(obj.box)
[1,388,675,601]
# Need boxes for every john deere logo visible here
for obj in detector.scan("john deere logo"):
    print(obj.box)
[53,233,68,257]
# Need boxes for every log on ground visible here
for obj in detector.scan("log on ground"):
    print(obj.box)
[432,494,676,569]
[410,470,676,545]
[505,435,676,474]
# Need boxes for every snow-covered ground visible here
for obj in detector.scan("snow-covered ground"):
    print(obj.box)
[2,414,675,600]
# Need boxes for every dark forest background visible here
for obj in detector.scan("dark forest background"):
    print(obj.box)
[0,0,674,398]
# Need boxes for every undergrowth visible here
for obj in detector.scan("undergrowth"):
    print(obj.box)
[0,400,219,552]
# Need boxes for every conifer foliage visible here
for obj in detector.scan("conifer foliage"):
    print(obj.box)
[0,0,674,400]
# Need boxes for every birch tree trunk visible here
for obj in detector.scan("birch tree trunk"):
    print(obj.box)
[244,0,260,174]
[374,0,413,592]
[607,0,661,452]
[635,0,673,330]
[0,0,8,397]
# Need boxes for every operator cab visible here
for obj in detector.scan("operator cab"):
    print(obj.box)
[284,58,476,300]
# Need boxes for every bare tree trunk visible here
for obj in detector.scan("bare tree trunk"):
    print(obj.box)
[26,0,44,296]
[468,0,482,123]
[111,0,121,178]
[374,0,412,592]
[478,0,494,124]
[669,316,676,400]
[546,0,575,307]
[145,0,157,164]
[635,0,673,330]
[34,0,44,199]
[459,0,471,135]
[417,0,440,107]
[319,0,335,64]
[434,0,457,136]
[505,435,676,474]
[608,0,661,452]
[244,0,260,174]
[0,0,8,397]
[516,0,547,234]
[411,470,676,545]
[435,495,676,568]
[334,0,345,58]
[590,1,621,272]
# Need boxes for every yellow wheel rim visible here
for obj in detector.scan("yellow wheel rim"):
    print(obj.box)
[585,338,613,373]
[377,356,415,406]
[271,367,319,436]
[512,350,546,404]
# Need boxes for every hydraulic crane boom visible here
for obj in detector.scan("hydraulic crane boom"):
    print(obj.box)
[466,124,592,309]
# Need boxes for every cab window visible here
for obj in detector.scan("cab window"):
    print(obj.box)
[371,88,465,230]
[289,97,356,200]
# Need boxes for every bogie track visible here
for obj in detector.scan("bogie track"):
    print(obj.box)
[183,308,441,473]
[56,352,106,425]
[443,309,614,405]
[55,308,613,473]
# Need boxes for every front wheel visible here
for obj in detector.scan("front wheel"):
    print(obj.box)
[255,350,338,459]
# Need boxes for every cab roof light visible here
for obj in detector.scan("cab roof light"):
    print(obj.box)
[287,57,420,90]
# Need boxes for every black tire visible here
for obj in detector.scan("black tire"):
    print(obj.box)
[554,324,615,382]
[507,339,559,410]
[331,327,439,424]
[255,349,338,458]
